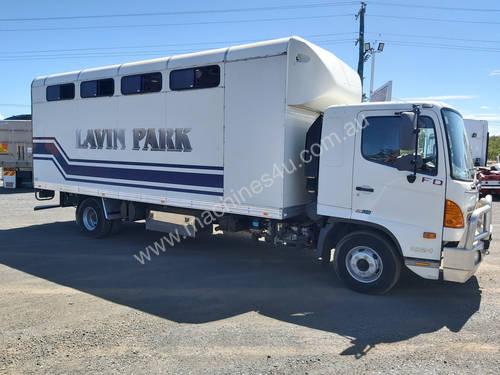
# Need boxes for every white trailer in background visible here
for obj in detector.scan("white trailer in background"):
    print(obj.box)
[32,37,493,294]
[0,119,33,188]
[464,119,489,166]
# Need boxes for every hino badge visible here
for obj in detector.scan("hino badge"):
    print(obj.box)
[31,37,492,294]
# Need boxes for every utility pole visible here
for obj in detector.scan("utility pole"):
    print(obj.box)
[356,2,366,89]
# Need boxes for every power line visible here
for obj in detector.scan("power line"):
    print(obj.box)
[3,36,500,62]
[0,33,358,55]
[367,32,500,44]
[369,1,500,13]
[0,2,357,22]
[384,40,500,52]
[3,31,497,56]
[2,12,497,33]
[0,40,357,61]
[371,14,500,25]
[0,14,354,32]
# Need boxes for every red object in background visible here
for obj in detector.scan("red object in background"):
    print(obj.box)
[477,167,500,196]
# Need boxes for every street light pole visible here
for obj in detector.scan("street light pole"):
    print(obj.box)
[370,51,376,98]
[364,42,385,100]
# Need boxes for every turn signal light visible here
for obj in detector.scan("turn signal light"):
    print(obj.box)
[415,261,431,267]
[444,200,464,228]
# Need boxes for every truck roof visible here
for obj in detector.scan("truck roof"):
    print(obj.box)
[31,37,298,85]
[31,36,359,89]
[32,36,361,111]
[327,101,458,113]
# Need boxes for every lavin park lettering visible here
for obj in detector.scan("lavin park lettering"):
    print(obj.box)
[76,128,192,152]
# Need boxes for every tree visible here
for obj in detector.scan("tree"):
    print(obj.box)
[488,136,500,162]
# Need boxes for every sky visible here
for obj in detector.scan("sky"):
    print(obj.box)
[0,0,499,132]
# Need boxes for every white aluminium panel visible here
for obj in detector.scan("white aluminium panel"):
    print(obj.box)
[226,38,289,61]
[78,65,120,81]
[118,58,169,76]
[224,55,287,209]
[32,76,47,87]
[74,95,119,154]
[168,48,227,69]
[165,86,224,169]
[44,71,80,85]
[33,100,76,138]
[32,85,45,104]
[317,107,356,216]
[286,37,361,112]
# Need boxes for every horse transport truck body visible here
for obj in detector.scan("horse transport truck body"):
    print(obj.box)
[32,37,492,294]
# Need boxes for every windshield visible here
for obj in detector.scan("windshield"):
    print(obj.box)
[441,108,475,181]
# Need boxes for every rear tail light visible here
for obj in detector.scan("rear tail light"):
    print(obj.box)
[444,200,464,228]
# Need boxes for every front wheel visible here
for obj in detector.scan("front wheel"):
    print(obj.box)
[76,198,113,238]
[334,231,401,295]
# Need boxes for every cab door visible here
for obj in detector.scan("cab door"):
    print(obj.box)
[351,109,446,263]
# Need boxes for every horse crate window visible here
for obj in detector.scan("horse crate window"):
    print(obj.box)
[46,83,75,101]
[121,72,162,95]
[169,65,220,91]
[80,78,115,98]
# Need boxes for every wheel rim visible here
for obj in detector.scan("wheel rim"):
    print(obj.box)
[82,206,98,231]
[345,246,383,283]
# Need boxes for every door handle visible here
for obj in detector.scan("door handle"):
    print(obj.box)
[356,186,374,192]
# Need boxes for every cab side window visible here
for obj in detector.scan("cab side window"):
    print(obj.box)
[362,116,438,175]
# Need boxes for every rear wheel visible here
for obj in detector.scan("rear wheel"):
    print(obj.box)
[76,198,113,238]
[334,231,401,294]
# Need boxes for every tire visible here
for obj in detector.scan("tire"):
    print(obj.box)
[76,198,113,238]
[334,230,401,295]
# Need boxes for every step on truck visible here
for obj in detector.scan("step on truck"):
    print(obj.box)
[32,37,493,294]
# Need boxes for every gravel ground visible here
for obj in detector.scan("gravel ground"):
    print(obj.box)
[0,189,499,374]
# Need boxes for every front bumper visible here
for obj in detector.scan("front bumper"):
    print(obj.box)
[479,185,500,195]
[442,195,493,283]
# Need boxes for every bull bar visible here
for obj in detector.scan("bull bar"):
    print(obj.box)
[442,195,493,283]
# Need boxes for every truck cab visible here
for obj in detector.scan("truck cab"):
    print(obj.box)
[310,101,492,293]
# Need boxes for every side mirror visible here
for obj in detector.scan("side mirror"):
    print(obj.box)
[397,107,421,183]
[400,111,416,129]
[394,154,423,172]
[399,112,417,150]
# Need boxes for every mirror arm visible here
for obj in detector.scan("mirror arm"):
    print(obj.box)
[407,105,421,184]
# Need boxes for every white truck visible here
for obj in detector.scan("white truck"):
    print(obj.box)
[32,37,492,294]
[464,119,489,166]
[0,118,33,188]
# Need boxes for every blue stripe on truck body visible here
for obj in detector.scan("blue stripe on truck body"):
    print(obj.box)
[33,157,223,196]
[33,140,224,196]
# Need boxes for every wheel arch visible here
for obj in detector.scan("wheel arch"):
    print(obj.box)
[317,218,403,261]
